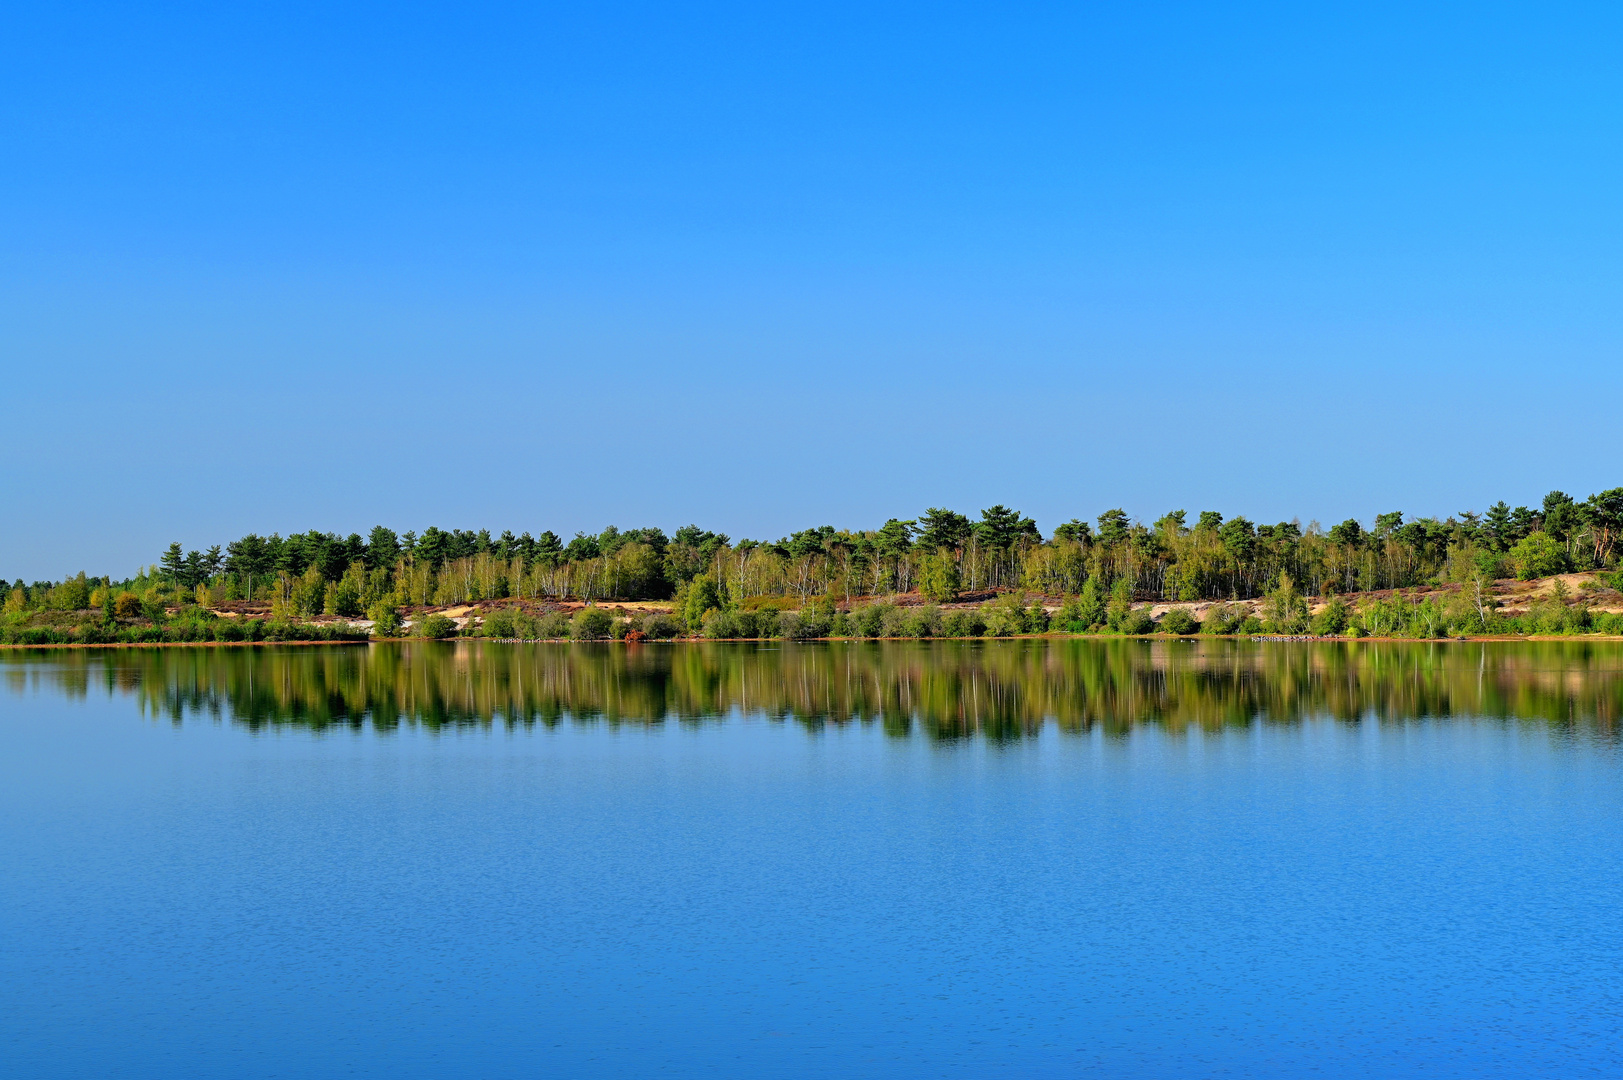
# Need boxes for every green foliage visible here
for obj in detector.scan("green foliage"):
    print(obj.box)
[982,592,1036,637]
[1309,597,1350,635]
[1119,608,1156,635]
[702,610,742,638]
[681,574,725,630]
[1160,608,1199,635]
[941,610,987,637]
[854,603,892,638]
[418,613,458,639]
[1105,578,1134,632]
[1201,602,1241,634]
[535,612,571,638]
[570,606,613,640]
[1509,531,1567,580]
[294,566,327,618]
[326,563,365,617]
[1260,574,1310,634]
[1075,577,1106,629]
[50,573,91,611]
[479,607,519,639]
[368,599,404,637]
[917,550,961,602]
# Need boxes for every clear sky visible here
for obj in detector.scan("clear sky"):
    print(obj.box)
[5,1,1622,579]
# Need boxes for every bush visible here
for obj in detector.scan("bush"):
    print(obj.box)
[891,605,940,638]
[570,606,613,640]
[982,593,1033,637]
[419,613,457,639]
[642,613,684,639]
[1201,602,1238,634]
[1160,608,1199,635]
[113,592,143,618]
[480,608,518,638]
[702,610,742,638]
[681,574,725,629]
[779,612,818,640]
[942,610,987,637]
[536,612,571,638]
[369,599,404,637]
[794,609,834,639]
[1120,608,1156,635]
[853,603,892,638]
[1309,597,1350,636]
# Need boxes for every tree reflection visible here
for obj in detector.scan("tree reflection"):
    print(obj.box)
[6,639,1623,738]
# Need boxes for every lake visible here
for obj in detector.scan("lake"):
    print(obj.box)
[3,639,1621,1078]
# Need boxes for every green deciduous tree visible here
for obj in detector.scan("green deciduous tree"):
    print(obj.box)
[1509,531,1566,580]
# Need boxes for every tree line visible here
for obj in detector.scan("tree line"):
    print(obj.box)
[7,488,1623,625]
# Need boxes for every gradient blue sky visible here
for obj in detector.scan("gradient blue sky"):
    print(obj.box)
[6,1,1622,579]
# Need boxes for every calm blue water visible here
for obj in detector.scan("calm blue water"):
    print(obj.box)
[3,643,1622,1078]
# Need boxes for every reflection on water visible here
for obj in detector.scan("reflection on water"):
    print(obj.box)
[9,639,1623,737]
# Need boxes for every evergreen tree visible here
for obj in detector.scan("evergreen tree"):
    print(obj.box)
[159,542,186,583]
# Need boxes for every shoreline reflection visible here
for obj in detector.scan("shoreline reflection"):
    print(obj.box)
[7,639,1623,739]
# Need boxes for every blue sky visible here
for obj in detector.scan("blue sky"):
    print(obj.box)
[5,1,1622,578]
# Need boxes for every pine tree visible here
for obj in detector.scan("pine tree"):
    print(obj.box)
[159,543,186,583]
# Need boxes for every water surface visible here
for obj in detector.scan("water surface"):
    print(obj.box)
[3,640,1621,1078]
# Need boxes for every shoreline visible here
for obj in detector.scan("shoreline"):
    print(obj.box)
[7,633,1622,651]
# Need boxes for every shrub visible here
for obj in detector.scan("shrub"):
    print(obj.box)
[114,592,143,619]
[1201,602,1239,634]
[1309,597,1350,636]
[1261,574,1310,634]
[982,593,1034,637]
[642,613,683,639]
[369,599,404,637]
[1120,608,1156,635]
[878,604,917,638]
[1074,578,1107,629]
[893,605,940,638]
[782,612,824,640]
[1160,608,1199,635]
[702,610,742,638]
[1105,578,1134,631]
[419,613,457,639]
[794,608,834,639]
[570,606,613,640]
[854,603,892,638]
[535,611,571,638]
[681,575,725,629]
[480,608,518,638]
[942,610,986,637]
